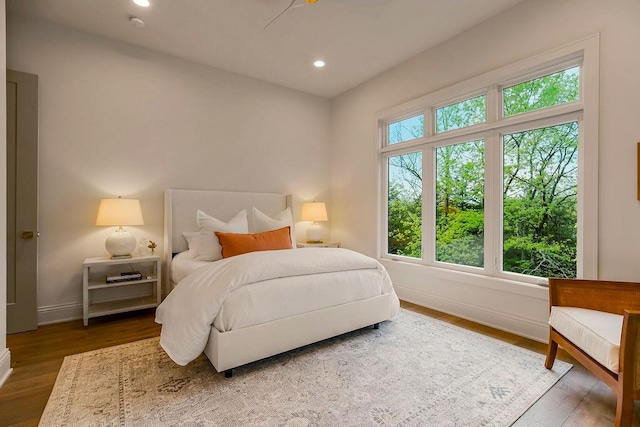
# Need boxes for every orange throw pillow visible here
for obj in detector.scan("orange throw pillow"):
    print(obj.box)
[215,226,293,258]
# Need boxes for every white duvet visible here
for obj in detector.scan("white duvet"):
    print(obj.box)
[156,248,399,366]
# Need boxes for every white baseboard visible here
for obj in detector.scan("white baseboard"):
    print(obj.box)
[35,286,548,343]
[37,287,155,325]
[395,283,549,343]
[38,302,82,325]
[0,348,12,389]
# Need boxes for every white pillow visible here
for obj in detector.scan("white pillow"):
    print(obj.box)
[252,207,297,248]
[196,209,248,261]
[182,231,200,259]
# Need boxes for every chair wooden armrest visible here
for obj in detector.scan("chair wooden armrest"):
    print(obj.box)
[546,279,640,426]
[618,310,640,427]
[620,310,640,395]
[548,278,640,315]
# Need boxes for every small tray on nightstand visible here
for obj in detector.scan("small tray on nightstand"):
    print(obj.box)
[297,241,340,248]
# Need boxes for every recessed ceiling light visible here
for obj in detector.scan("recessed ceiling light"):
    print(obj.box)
[133,0,150,7]
[130,17,146,28]
[314,60,325,68]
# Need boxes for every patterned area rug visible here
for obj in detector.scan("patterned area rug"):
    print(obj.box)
[40,309,571,426]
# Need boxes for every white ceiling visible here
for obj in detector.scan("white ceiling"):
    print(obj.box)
[7,0,525,98]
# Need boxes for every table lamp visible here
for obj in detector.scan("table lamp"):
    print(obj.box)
[301,202,328,243]
[96,197,144,258]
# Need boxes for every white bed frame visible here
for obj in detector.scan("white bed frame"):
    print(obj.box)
[164,189,393,376]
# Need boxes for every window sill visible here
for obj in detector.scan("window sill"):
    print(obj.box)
[379,258,549,301]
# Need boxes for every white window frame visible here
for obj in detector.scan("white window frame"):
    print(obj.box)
[377,35,599,284]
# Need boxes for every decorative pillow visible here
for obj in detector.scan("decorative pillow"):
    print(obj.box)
[182,231,200,259]
[196,209,248,261]
[252,207,297,248]
[215,227,293,258]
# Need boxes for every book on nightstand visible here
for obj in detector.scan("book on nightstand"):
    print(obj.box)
[106,271,142,283]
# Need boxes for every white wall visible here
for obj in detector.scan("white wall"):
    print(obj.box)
[6,0,640,343]
[330,0,640,341]
[0,0,11,388]
[7,15,332,324]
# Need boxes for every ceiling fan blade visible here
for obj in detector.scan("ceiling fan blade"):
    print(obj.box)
[263,0,383,30]
[264,0,300,29]
[330,0,390,6]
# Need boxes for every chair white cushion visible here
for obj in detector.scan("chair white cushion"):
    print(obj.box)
[549,306,623,372]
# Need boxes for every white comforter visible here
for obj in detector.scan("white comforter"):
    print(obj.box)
[156,248,398,366]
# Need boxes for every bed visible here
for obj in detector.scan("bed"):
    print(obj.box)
[158,189,400,377]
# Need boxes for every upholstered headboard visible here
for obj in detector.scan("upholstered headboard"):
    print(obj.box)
[163,189,292,295]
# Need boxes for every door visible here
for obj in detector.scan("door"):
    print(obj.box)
[6,69,38,333]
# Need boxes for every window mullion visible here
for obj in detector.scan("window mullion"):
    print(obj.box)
[486,84,500,124]
[485,84,501,276]
[485,86,501,277]
[484,131,501,276]
[422,106,435,264]
[425,106,434,138]
[380,154,390,258]
[423,145,435,264]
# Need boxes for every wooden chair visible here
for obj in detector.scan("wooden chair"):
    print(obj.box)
[545,278,640,426]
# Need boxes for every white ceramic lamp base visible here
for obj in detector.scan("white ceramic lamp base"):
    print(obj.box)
[306,223,323,243]
[105,228,137,258]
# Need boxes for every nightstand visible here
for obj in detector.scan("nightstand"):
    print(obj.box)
[82,255,161,326]
[297,241,341,248]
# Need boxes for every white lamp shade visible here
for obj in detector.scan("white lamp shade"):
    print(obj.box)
[301,202,328,222]
[96,198,144,226]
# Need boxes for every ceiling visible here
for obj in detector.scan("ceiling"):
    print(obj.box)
[7,0,525,98]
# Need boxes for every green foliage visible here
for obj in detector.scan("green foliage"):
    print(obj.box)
[503,198,577,278]
[502,122,578,277]
[388,183,422,258]
[504,67,579,116]
[387,67,580,278]
[435,140,484,267]
[436,210,484,267]
[388,151,423,258]
[436,96,486,133]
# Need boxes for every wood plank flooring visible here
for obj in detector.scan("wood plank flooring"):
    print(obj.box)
[0,302,637,426]
[0,309,161,426]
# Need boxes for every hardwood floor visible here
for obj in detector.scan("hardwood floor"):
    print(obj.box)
[0,302,637,426]
[400,302,640,427]
[0,309,161,426]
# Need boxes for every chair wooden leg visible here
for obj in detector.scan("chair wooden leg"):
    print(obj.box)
[614,393,634,427]
[545,338,558,369]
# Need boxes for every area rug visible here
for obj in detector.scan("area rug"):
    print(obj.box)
[40,309,571,426]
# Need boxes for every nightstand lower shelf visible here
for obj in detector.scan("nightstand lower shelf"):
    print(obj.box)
[87,295,158,319]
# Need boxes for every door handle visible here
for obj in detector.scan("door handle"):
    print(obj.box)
[22,231,34,239]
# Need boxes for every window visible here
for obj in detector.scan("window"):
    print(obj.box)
[388,152,422,258]
[388,114,424,145]
[503,67,579,117]
[379,39,597,283]
[436,95,486,133]
[502,122,578,278]
[435,139,485,267]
